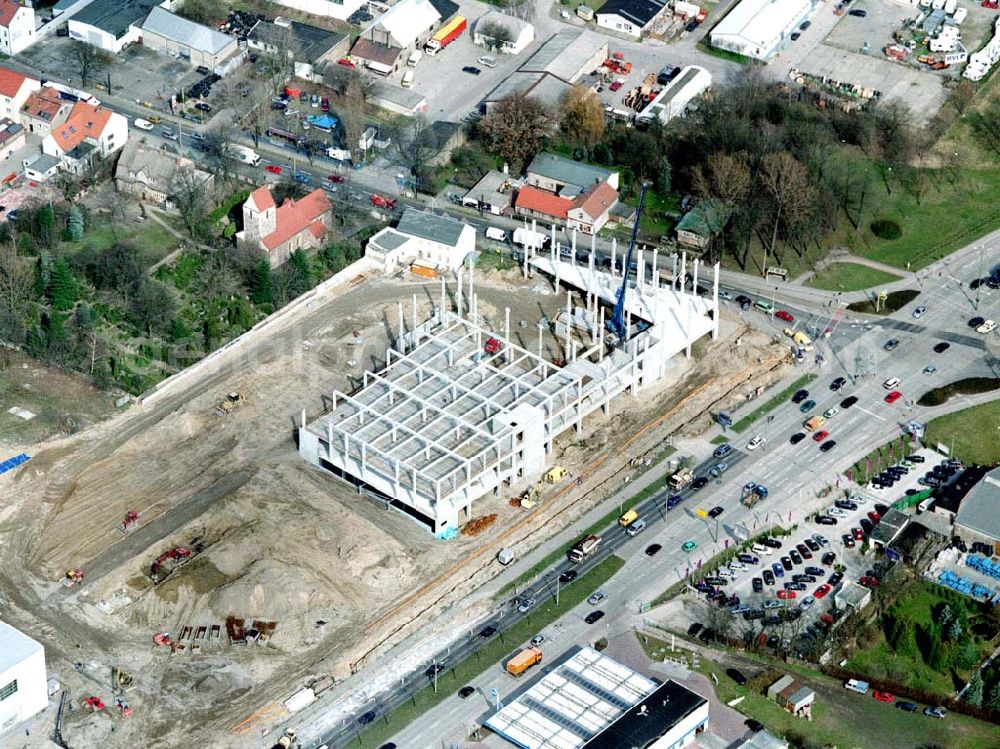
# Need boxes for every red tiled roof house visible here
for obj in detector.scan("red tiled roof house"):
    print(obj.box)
[237,185,333,267]
[0,65,40,125]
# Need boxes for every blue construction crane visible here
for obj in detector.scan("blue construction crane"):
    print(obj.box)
[608,183,648,341]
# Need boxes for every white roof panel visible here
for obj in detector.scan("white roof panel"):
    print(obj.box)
[0,620,43,674]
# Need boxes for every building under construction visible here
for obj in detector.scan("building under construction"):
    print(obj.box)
[298,238,719,534]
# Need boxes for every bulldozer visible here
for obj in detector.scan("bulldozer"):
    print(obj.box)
[216,392,246,416]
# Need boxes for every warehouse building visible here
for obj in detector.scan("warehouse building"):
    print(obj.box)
[485,647,708,749]
[0,621,48,735]
[637,65,711,125]
[69,0,157,53]
[595,0,669,39]
[300,232,718,533]
[141,8,240,72]
[247,18,348,82]
[709,0,812,60]
[954,467,1000,552]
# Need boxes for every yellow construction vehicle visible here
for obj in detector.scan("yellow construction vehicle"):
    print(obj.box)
[216,392,246,416]
[544,466,567,483]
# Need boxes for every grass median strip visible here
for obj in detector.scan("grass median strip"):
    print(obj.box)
[350,555,625,749]
[730,373,818,434]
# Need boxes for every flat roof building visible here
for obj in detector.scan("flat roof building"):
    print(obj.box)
[485,647,707,749]
[709,0,812,60]
[474,10,534,54]
[637,65,711,125]
[69,0,156,52]
[954,467,1000,549]
[0,620,48,735]
[595,0,669,39]
[870,508,910,549]
[141,7,240,72]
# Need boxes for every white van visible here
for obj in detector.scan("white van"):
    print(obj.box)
[407,49,423,66]
[751,543,771,556]
[401,69,414,88]
[486,226,507,242]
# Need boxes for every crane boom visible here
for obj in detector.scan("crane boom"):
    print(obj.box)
[609,183,648,340]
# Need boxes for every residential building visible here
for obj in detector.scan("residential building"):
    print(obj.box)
[0,0,36,56]
[462,170,519,215]
[0,66,39,125]
[526,152,619,193]
[767,675,815,718]
[237,185,333,267]
[473,11,534,54]
[0,620,48,736]
[69,0,157,53]
[23,152,62,181]
[514,181,618,235]
[41,101,128,172]
[709,0,812,60]
[637,65,711,125]
[21,87,72,136]
[484,30,608,111]
[141,7,241,72]
[269,0,367,23]
[247,18,348,82]
[595,0,668,39]
[350,0,457,75]
[954,466,1000,551]
[366,206,475,274]
[675,199,730,250]
[0,117,23,160]
[114,140,214,208]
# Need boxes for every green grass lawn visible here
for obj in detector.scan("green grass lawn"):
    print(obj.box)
[634,631,1000,749]
[924,398,1000,464]
[351,555,625,749]
[804,262,902,292]
[64,215,180,268]
[730,373,818,434]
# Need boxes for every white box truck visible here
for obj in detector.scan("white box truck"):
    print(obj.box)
[225,144,260,166]
[512,227,548,250]
[486,227,507,242]
[401,69,414,88]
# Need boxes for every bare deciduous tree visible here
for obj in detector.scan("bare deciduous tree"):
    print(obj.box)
[0,242,33,343]
[759,152,814,275]
[69,41,106,88]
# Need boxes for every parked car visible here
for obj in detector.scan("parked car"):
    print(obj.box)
[885,390,902,404]
[609,78,625,91]
[872,690,895,704]
[477,624,497,639]
[933,342,950,353]
[726,668,748,685]
[265,164,283,174]
[584,610,605,624]
[588,591,606,605]
[458,685,475,699]
[791,389,810,404]
[820,440,837,452]
[799,399,817,413]
[924,706,947,719]
[776,310,794,322]
[883,338,900,351]
[830,377,847,391]
[896,701,918,712]
[815,515,837,525]
[848,8,867,16]
[841,395,858,408]
[645,544,662,557]
[462,66,482,75]
[713,443,733,459]
[790,432,806,445]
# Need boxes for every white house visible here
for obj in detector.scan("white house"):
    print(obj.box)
[69,0,156,53]
[709,0,812,60]
[473,10,534,54]
[269,0,366,23]
[42,100,128,172]
[366,207,475,273]
[0,66,40,125]
[595,0,669,39]
[0,0,35,56]
[0,620,48,736]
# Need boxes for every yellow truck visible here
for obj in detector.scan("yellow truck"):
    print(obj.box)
[506,647,543,677]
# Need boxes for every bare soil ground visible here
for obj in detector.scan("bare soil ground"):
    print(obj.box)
[0,267,790,748]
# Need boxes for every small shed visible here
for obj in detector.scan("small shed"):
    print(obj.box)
[767,674,815,718]
[675,199,730,250]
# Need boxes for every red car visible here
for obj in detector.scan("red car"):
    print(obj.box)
[852,527,864,541]
[813,430,830,442]
[321,96,330,112]
[859,575,880,588]
[609,78,625,91]
[777,589,797,599]
[814,584,831,599]
[327,174,346,184]
[873,690,894,703]
[337,57,357,68]
[776,310,795,323]
[265,164,282,174]
[884,390,902,404]
[868,510,881,523]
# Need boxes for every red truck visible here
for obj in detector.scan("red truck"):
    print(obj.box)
[485,338,502,354]
[370,194,397,210]
[425,16,467,54]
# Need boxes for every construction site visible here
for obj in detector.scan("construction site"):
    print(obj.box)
[0,238,794,747]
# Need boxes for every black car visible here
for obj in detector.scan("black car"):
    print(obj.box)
[790,31,800,40]
[378,744,396,749]
[462,66,482,75]
[656,66,678,85]
[764,636,779,650]
[804,539,820,552]
[559,570,578,584]
[752,577,763,592]
[785,582,806,591]
[790,432,806,445]
[194,102,212,112]
[835,500,858,511]
[762,569,775,585]
[762,538,782,549]
[822,552,836,565]
[425,663,445,678]
[860,518,874,534]
[358,710,377,725]
[781,556,793,570]
[805,566,825,577]
[735,294,753,308]
[790,550,803,565]
[458,685,475,699]
[584,610,605,624]
[688,622,704,636]
[841,395,858,409]
[709,506,725,518]
[830,377,847,391]
[848,8,867,16]
[934,342,951,353]
[829,571,843,585]
[969,316,985,328]
[692,476,710,490]
[478,624,498,639]
[819,439,837,452]
[896,701,918,712]
[727,668,748,685]
[800,19,811,29]
[737,553,759,564]
[909,454,925,463]
[792,389,810,404]
[796,544,813,559]
[645,543,662,557]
